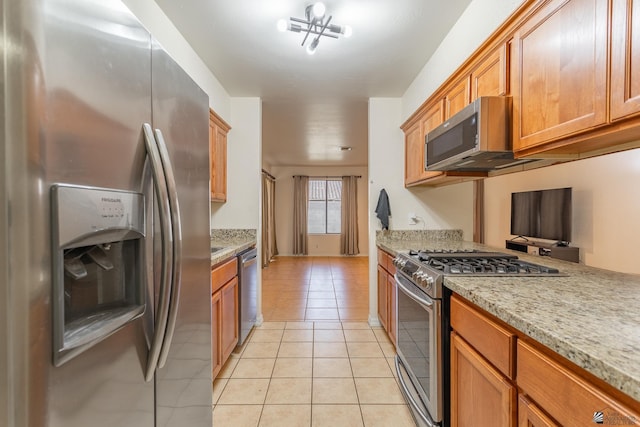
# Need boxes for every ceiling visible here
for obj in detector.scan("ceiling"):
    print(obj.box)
[154,0,473,167]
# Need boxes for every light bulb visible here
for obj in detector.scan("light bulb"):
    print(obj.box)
[312,2,326,19]
[342,25,353,38]
[277,19,288,32]
[306,38,319,55]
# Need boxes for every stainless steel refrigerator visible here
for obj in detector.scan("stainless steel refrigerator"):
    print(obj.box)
[0,0,212,426]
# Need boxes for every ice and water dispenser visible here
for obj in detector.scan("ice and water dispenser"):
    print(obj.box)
[51,184,145,366]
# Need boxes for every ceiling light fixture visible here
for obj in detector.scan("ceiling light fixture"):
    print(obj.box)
[277,2,352,55]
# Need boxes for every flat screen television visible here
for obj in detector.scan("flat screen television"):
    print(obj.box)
[510,187,572,243]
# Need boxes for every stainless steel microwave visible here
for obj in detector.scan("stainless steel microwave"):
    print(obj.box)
[425,96,533,171]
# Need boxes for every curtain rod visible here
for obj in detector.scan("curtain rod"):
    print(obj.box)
[292,175,362,179]
[261,169,276,180]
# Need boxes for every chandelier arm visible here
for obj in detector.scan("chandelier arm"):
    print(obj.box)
[289,18,338,38]
[300,20,314,46]
[316,15,332,40]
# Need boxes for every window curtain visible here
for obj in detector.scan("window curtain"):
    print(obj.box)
[261,172,278,267]
[340,175,359,255]
[292,175,309,255]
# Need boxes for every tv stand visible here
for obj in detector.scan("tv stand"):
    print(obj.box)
[505,240,579,263]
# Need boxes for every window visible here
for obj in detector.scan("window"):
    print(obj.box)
[308,179,341,234]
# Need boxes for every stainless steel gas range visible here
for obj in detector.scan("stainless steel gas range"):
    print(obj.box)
[392,249,561,427]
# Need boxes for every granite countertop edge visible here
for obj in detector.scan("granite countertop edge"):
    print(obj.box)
[210,238,257,266]
[376,235,640,403]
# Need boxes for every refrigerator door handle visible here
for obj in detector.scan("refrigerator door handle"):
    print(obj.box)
[142,123,174,382]
[153,128,183,369]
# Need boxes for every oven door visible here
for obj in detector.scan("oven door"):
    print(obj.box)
[395,272,442,427]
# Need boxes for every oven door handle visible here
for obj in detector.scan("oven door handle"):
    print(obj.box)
[395,273,434,308]
[395,356,437,427]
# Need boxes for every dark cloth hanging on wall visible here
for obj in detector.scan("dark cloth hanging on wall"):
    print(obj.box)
[375,188,391,230]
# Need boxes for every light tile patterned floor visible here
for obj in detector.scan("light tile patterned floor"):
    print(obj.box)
[262,256,370,322]
[212,321,416,427]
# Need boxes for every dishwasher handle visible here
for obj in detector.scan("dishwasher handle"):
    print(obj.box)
[239,247,257,266]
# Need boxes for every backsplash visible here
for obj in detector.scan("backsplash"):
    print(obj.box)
[376,229,463,241]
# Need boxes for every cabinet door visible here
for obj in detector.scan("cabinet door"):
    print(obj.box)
[445,77,471,118]
[611,0,640,120]
[377,265,388,330]
[451,333,516,427]
[210,109,229,203]
[472,45,508,100]
[404,121,424,186]
[387,272,396,345]
[512,0,608,151]
[209,115,217,201]
[419,100,446,181]
[220,277,238,363]
[518,394,559,427]
[211,292,222,378]
[211,126,227,202]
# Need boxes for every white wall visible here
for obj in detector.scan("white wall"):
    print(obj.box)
[271,166,369,256]
[211,98,262,230]
[367,98,474,324]
[402,0,522,120]
[122,0,231,118]
[485,149,640,274]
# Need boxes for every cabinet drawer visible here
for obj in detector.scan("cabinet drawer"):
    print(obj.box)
[450,295,516,379]
[377,248,388,271]
[211,256,237,294]
[385,252,396,275]
[517,340,640,427]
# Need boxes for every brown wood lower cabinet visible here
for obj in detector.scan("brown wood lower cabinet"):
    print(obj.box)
[211,256,239,379]
[376,248,396,345]
[377,265,388,331]
[451,294,640,427]
[220,277,238,363]
[450,332,516,427]
[387,272,396,345]
[518,394,558,427]
[211,291,222,378]
[517,340,640,427]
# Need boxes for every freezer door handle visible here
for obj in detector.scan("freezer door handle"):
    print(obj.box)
[142,123,174,382]
[154,128,183,369]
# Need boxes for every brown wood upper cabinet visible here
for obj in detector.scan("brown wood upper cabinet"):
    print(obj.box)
[611,0,640,121]
[471,44,508,100]
[404,100,446,186]
[445,77,471,119]
[209,109,231,203]
[512,0,608,152]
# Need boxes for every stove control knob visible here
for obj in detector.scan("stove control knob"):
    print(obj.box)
[392,258,399,267]
[424,276,434,290]
[412,271,426,286]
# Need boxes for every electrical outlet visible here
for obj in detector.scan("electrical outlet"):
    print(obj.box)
[408,212,417,225]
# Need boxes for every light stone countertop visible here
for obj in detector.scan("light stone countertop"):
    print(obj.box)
[210,229,256,266]
[377,234,640,403]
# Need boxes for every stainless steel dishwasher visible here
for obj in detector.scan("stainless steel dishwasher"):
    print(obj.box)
[237,247,258,345]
